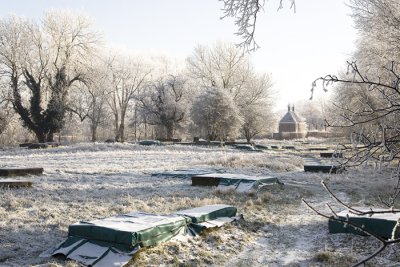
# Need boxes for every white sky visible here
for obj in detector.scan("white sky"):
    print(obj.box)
[0,0,357,110]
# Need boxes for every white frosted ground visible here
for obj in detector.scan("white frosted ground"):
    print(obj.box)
[0,142,399,266]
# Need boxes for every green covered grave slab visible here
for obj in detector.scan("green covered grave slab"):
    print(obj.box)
[303,158,342,173]
[69,212,189,249]
[328,208,400,239]
[42,204,237,267]
[192,173,283,192]
[176,204,237,223]
[176,204,237,234]
[0,167,43,177]
[304,165,340,173]
[28,143,49,149]
[320,152,343,158]
[255,144,269,150]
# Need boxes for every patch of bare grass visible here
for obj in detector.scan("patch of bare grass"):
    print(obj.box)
[313,251,356,266]
[205,153,303,172]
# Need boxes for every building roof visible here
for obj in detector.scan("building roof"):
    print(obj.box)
[279,110,305,124]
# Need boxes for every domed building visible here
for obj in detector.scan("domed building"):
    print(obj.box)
[274,105,307,139]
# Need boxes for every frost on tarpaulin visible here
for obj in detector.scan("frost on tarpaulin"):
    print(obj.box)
[192,173,283,192]
[40,204,237,267]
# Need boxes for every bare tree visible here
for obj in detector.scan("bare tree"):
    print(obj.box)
[191,86,242,141]
[187,42,273,107]
[220,0,295,51]
[313,61,400,167]
[241,103,274,142]
[187,43,274,141]
[350,0,400,68]
[295,98,327,131]
[0,106,10,135]
[106,53,151,142]
[137,75,190,140]
[68,60,112,142]
[187,43,249,91]
[309,0,400,165]
[0,11,99,142]
[0,80,12,135]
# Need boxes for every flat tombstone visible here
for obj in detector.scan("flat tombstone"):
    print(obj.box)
[191,173,281,191]
[19,143,32,148]
[304,164,340,173]
[255,145,269,150]
[0,168,43,177]
[192,175,221,186]
[320,152,343,158]
[0,179,32,188]
[28,143,49,149]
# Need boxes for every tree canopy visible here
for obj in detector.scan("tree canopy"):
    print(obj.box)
[0,11,99,142]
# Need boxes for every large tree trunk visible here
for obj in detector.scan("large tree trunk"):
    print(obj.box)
[207,130,218,141]
[34,131,46,143]
[116,122,125,142]
[91,123,98,142]
[114,112,119,140]
[244,129,251,143]
[166,122,174,140]
[46,132,54,142]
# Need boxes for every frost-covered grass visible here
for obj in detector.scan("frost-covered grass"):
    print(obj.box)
[0,142,399,266]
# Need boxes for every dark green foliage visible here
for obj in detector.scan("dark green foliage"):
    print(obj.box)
[11,67,73,142]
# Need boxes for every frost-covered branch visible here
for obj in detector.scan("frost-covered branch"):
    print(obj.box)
[220,0,295,52]
[313,61,400,166]
[303,180,400,266]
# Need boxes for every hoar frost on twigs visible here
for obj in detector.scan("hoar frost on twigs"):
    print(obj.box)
[306,0,400,265]
[303,180,400,267]
[312,61,400,167]
[220,0,295,52]
[137,75,190,140]
[307,59,400,265]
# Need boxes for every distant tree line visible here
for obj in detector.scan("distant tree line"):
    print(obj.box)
[0,11,275,144]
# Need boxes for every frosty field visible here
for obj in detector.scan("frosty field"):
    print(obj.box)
[0,142,399,267]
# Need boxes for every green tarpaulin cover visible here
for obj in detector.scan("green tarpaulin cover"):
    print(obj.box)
[176,204,237,234]
[328,208,400,239]
[41,204,237,267]
[192,173,283,192]
[303,157,342,173]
